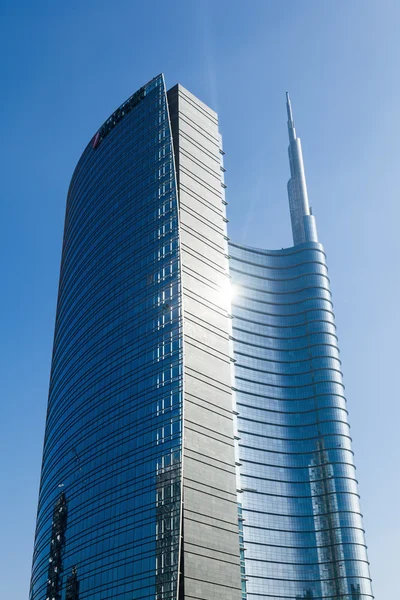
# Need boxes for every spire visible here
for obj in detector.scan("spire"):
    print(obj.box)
[286,92,296,141]
[286,93,318,245]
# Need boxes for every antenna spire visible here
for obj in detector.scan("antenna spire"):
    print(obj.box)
[286,92,318,245]
[286,92,293,123]
[286,92,296,141]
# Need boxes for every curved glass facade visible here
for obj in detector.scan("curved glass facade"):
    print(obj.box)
[30,74,183,600]
[29,78,373,600]
[230,241,373,600]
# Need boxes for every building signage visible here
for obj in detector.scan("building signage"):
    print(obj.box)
[92,86,146,149]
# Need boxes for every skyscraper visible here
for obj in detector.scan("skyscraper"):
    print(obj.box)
[29,75,373,600]
[30,74,241,600]
[229,95,373,599]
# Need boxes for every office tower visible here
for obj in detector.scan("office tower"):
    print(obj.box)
[29,74,373,600]
[29,74,242,600]
[229,94,373,598]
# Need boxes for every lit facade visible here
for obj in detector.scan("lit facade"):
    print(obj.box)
[29,76,373,600]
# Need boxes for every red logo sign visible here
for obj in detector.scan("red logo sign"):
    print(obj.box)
[92,132,100,149]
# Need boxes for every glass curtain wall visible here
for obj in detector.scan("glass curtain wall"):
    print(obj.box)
[30,74,182,600]
[229,241,373,600]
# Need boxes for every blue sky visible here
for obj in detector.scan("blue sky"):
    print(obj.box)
[0,1,397,597]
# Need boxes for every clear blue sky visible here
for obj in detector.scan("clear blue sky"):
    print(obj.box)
[0,1,397,597]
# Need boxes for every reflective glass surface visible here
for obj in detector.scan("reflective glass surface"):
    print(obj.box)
[230,242,373,600]
[30,75,182,600]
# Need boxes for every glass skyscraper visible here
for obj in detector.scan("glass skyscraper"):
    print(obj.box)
[229,95,373,600]
[29,76,373,600]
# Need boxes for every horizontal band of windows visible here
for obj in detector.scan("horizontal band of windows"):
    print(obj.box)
[233,343,340,364]
[240,458,355,478]
[229,257,328,279]
[233,327,338,346]
[234,293,333,313]
[230,265,331,288]
[234,297,334,318]
[233,314,336,334]
[240,498,362,519]
[241,507,363,524]
[229,240,326,261]
[239,415,350,432]
[239,440,354,457]
[233,304,336,324]
[236,393,347,411]
[244,540,368,556]
[235,373,344,391]
[235,362,343,381]
[236,364,343,384]
[232,332,339,353]
[239,428,352,444]
[241,456,355,471]
[243,521,366,550]
[233,282,332,303]
[240,476,359,497]
[235,349,341,368]
[241,471,358,487]
[244,522,366,537]
[244,571,372,584]
[244,554,370,569]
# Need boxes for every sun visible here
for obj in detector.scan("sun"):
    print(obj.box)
[219,279,238,311]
